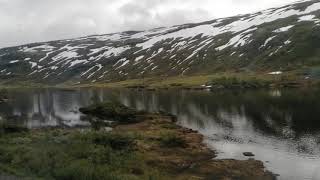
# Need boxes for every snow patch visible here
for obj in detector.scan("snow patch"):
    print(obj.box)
[116,59,130,69]
[29,62,37,68]
[20,44,55,53]
[9,60,19,64]
[92,46,130,61]
[268,71,283,75]
[262,36,277,47]
[216,28,256,51]
[52,51,80,62]
[82,64,103,79]
[170,54,177,59]
[273,25,294,33]
[69,60,89,67]
[151,66,158,71]
[135,56,144,62]
[136,25,218,50]
[184,38,213,61]
[88,47,109,56]
[284,40,291,45]
[269,46,283,56]
[91,34,124,41]
[298,15,316,22]
[50,66,58,70]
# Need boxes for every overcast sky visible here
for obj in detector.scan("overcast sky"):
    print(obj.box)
[0,0,300,48]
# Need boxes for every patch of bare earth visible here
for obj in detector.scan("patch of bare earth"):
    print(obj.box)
[115,115,276,180]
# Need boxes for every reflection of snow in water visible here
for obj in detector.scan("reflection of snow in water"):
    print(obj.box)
[269,90,282,97]
[114,89,320,180]
[178,107,320,180]
[2,88,320,180]
[6,89,90,128]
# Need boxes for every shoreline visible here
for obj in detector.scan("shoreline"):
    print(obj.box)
[0,72,318,91]
[0,110,276,179]
[114,114,276,179]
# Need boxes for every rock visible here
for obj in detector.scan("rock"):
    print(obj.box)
[243,152,255,157]
[131,167,144,175]
[183,128,197,134]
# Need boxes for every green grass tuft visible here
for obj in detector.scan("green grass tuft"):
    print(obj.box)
[159,133,186,148]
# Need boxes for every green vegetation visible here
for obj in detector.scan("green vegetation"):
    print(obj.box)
[77,71,317,90]
[0,89,8,102]
[0,102,276,180]
[160,123,180,130]
[207,77,271,89]
[0,116,191,180]
[79,102,143,124]
[0,70,317,90]
[0,129,166,180]
[159,132,186,148]
[0,80,49,89]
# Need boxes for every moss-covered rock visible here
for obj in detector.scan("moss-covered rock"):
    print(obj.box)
[79,102,143,124]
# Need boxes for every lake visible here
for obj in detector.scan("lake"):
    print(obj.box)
[0,88,320,180]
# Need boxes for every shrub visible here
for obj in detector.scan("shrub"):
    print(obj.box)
[207,77,270,89]
[0,130,138,180]
[89,132,135,150]
[161,124,179,129]
[159,133,186,148]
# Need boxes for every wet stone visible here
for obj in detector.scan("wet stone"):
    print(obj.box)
[243,152,255,157]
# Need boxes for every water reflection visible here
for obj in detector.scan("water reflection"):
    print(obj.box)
[0,88,320,180]
[1,89,89,128]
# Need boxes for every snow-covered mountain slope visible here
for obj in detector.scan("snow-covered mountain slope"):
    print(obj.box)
[1,0,320,84]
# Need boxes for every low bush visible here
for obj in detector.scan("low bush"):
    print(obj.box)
[0,130,139,180]
[207,77,271,89]
[86,132,135,150]
[159,133,186,148]
[160,124,179,130]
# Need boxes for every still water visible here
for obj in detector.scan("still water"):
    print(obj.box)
[0,88,320,180]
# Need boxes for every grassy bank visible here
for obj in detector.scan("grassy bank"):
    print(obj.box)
[0,71,318,90]
[69,71,319,90]
[0,89,8,103]
[0,102,275,180]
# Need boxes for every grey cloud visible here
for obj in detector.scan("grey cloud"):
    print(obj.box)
[0,0,298,48]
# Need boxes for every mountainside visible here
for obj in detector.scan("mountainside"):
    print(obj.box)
[1,0,320,85]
